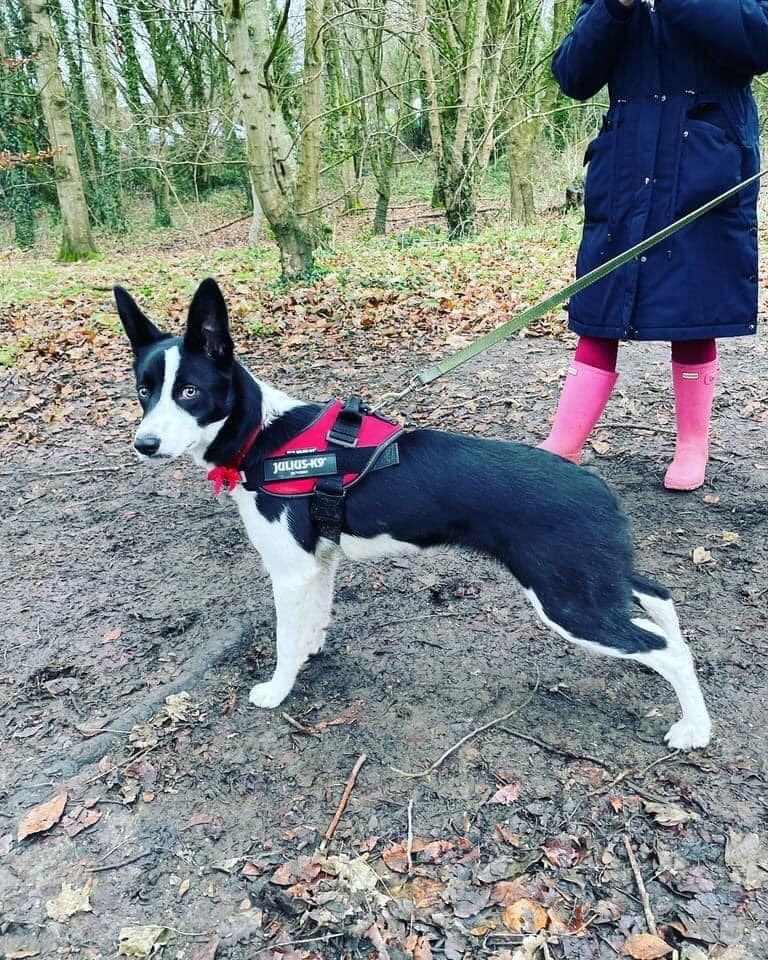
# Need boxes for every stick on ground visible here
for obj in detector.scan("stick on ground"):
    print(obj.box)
[622,834,658,936]
[319,753,367,851]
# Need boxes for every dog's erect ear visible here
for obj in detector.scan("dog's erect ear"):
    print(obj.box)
[184,278,233,366]
[114,286,166,354]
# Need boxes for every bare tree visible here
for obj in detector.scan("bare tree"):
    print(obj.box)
[21,0,96,259]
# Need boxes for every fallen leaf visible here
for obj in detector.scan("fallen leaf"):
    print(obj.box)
[623,933,673,959]
[17,791,68,841]
[61,807,102,837]
[5,950,41,958]
[502,898,548,933]
[542,835,588,868]
[489,783,521,805]
[382,838,427,873]
[46,879,93,922]
[304,699,363,734]
[178,878,190,897]
[691,546,712,565]
[164,691,193,722]
[609,796,624,812]
[101,626,122,642]
[493,823,522,846]
[725,829,768,889]
[702,494,720,505]
[643,800,698,827]
[191,941,219,960]
[118,925,175,957]
[43,676,80,695]
[721,530,740,544]
[490,878,531,907]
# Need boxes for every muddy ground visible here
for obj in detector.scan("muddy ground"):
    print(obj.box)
[1,294,767,959]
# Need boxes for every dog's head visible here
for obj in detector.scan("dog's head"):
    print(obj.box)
[115,278,236,462]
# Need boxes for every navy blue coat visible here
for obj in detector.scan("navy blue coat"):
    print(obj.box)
[554,0,767,341]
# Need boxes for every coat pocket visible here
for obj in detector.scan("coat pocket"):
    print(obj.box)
[583,131,616,224]
[673,115,744,216]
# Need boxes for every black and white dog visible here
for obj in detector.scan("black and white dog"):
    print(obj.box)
[115,278,711,750]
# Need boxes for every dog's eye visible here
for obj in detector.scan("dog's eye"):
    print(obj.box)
[137,385,150,400]
[180,385,198,400]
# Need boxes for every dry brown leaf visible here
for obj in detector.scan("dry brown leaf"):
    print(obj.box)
[725,829,768,889]
[46,879,93,922]
[623,933,673,959]
[490,878,532,907]
[691,546,712,565]
[643,800,698,827]
[101,626,122,642]
[5,951,40,959]
[304,699,363,734]
[502,898,548,933]
[17,791,68,841]
[489,783,521,805]
[118,925,175,956]
[191,939,219,960]
[61,807,102,837]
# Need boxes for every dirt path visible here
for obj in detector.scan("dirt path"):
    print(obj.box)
[1,317,767,959]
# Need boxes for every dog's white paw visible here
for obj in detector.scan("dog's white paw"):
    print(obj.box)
[249,680,292,709]
[305,631,326,656]
[664,717,711,751]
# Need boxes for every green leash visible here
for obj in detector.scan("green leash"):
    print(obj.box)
[373,167,766,410]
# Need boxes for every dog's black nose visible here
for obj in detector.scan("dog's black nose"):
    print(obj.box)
[134,435,161,457]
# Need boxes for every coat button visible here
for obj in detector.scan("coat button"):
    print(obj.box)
[644,177,650,185]
[640,256,647,263]
[683,130,689,138]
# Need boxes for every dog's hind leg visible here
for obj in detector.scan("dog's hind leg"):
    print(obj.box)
[524,587,711,750]
[630,585,711,750]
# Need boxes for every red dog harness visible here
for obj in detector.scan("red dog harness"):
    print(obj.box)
[208,397,402,542]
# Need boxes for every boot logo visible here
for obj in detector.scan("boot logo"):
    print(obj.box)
[681,372,700,380]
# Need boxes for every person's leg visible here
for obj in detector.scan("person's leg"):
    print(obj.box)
[538,336,619,463]
[664,339,718,491]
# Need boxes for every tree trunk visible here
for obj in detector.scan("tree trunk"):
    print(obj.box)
[296,0,326,241]
[84,0,125,231]
[224,0,314,280]
[507,97,536,225]
[248,177,263,246]
[21,0,96,260]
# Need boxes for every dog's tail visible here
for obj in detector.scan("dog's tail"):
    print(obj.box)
[631,573,671,601]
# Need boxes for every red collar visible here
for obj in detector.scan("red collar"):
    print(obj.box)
[207,424,261,495]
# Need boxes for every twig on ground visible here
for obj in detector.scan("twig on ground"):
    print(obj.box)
[391,674,540,779]
[406,797,414,878]
[622,834,658,936]
[85,849,152,873]
[281,712,313,735]
[498,726,611,769]
[254,933,344,956]
[319,753,367,852]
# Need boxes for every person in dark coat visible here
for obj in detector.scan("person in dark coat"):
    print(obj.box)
[539,0,767,489]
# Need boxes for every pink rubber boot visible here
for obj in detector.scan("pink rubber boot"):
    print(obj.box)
[664,359,719,491]
[538,361,618,464]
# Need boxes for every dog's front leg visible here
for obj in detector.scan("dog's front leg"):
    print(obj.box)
[248,568,322,708]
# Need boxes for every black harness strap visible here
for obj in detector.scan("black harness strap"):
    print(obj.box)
[312,396,364,543]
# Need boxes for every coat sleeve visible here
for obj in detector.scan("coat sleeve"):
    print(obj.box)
[662,0,768,76]
[552,0,634,101]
